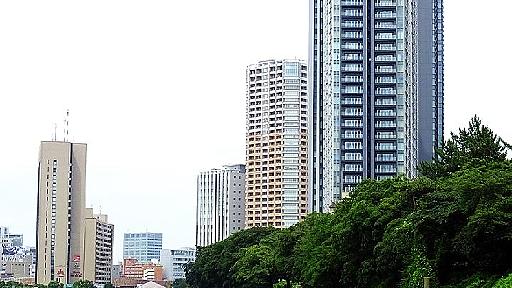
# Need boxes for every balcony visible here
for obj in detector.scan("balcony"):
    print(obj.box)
[342,87,364,94]
[375,144,397,151]
[376,155,397,162]
[375,55,396,62]
[375,12,397,19]
[375,23,397,29]
[342,98,363,105]
[375,88,396,95]
[375,66,397,73]
[375,132,397,139]
[375,76,397,83]
[342,54,364,61]
[342,32,363,39]
[343,10,364,17]
[342,43,364,50]
[375,1,396,7]
[341,110,363,117]
[375,110,397,117]
[342,76,364,83]
[341,0,364,5]
[375,33,397,40]
[342,65,363,72]
[342,21,364,28]
[375,99,397,106]
[375,121,397,128]
[375,44,397,51]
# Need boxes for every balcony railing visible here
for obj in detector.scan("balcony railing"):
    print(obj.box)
[341,1,364,5]
[375,12,397,19]
[375,1,396,7]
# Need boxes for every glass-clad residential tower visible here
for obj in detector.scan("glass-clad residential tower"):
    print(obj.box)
[309,0,444,212]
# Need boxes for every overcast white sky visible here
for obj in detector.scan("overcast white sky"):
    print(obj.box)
[0,0,511,262]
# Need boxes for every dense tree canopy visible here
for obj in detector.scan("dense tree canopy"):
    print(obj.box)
[187,117,511,288]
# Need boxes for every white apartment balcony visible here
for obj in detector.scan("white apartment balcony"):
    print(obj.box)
[375,44,397,51]
[342,21,364,28]
[343,10,364,17]
[375,12,397,19]
[375,33,397,40]
[341,0,364,5]
[375,66,397,73]
[375,55,397,62]
[342,98,363,105]
[375,144,397,151]
[375,23,397,29]
[375,1,397,7]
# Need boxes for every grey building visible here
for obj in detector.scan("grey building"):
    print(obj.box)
[196,165,245,247]
[36,141,87,285]
[309,0,444,212]
[123,233,162,263]
[0,227,23,249]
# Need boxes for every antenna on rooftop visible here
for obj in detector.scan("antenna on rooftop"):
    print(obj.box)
[63,109,70,142]
[53,123,57,141]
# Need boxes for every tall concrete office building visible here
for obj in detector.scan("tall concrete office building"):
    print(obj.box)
[36,141,87,285]
[123,233,162,263]
[84,208,114,285]
[309,0,444,212]
[245,60,309,228]
[195,164,245,247]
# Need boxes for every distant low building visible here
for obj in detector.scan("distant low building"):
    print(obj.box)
[112,277,170,288]
[111,263,122,281]
[122,259,163,282]
[123,233,162,263]
[159,247,195,280]
[0,227,23,249]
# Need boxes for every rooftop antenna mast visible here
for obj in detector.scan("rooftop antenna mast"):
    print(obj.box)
[63,109,70,142]
[53,123,57,141]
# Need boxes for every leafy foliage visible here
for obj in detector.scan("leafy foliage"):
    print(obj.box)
[186,227,276,288]
[420,115,511,179]
[172,279,190,288]
[187,117,512,287]
[72,280,94,288]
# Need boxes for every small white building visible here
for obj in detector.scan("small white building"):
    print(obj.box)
[159,247,196,281]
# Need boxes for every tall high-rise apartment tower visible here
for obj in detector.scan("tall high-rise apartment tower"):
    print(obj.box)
[309,0,444,212]
[245,59,309,228]
[195,164,245,247]
[84,209,114,285]
[36,141,87,285]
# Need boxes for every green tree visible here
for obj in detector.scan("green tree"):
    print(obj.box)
[186,227,275,288]
[72,280,94,288]
[172,279,189,288]
[48,281,64,288]
[420,115,511,178]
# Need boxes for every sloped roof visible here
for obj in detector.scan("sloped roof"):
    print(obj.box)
[138,282,166,288]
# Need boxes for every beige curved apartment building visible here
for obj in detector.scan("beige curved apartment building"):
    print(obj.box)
[245,59,308,228]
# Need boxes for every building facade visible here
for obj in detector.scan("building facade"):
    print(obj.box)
[196,165,245,247]
[245,59,309,228]
[308,0,444,212]
[84,208,114,285]
[159,248,196,281]
[36,141,87,285]
[123,233,162,263]
[0,227,23,248]
[122,259,163,281]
